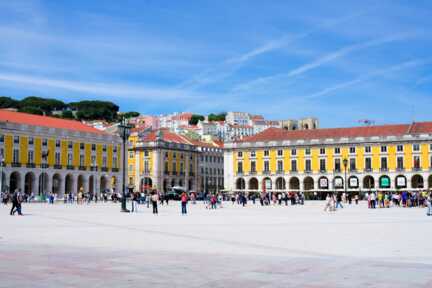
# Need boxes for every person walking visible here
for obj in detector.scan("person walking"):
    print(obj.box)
[336,193,343,209]
[426,192,432,216]
[151,192,159,214]
[10,189,23,216]
[131,191,139,213]
[180,192,188,215]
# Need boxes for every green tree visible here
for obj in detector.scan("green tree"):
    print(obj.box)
[0,96,20,109]
[189,114,205,125]
[19,96,66,115]
[70,100,119,122]
[208,112,226,121]
[61,110,75,119]
[18,106,44,115]
[122,111,140,119]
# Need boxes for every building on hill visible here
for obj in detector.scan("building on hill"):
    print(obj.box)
[0,110,123,198]
[224,121,432,195]
[128,129,223,194]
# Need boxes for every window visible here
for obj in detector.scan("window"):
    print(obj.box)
[291,160,297,172]
[250,150,256,158]
[334,159,341,172]
[365,146,371,153]
[238,151,243,158]
[55,152,61,165]
[180,153,184,160]
[103,145,107,152]
[334,147,340,154]
[305,148,311,155]
[250,161,256,173]
[264,160,270,172]
[413,144,420,152]
[381,157,388,170]
[0,135,4,143]
[320,158,326,171]
[180,162,184,172]
[277,149,283,156]
[113,157,117,168]
[144,150,149,157]
[381,146,387,153]
[80,155,85,166]
[129,151,134,158]
[397,145,404,152]
[397,156,404,169]
[129,165,133,172]
[413,156,421,169]
[277,160,283,171]
[349,158,356,170]
[305,159,311,171]
[264,150,269,157]
[80,143,84,150]
[91,156,96,166]
[28,137,34,145]
[67,153,73,165]
[91,144,96,151]
[28,151,34,164]
[365,157,372,170]
[237,161,243,173]
[102,157,107,167]
[68,141,72,149]
[291,148,297,156]
[173,152,177,159]
[113,146,117,153]
[165,152,168,159]
[349,147,356,154]
[13,149,19,163]
[172,162,177,173]
[320,148,325,155]
[14,136,19,144]
[143,161,148,172]
[56,140,61,147]
[164,162,169,173]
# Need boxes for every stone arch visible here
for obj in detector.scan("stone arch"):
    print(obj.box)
[289,177,300,190]
[248,177,259,190]
[318,176,329,190]
[100,175,109,193]
[171,178,176,188]
[52,173,62,195]
[363,175,375,189]
[163,179,168,192]
[77,174,86,194]
[38,172,49,195]
[65,174,74,195]
[24,172,36,195]
[379,175,391,189]
[304,176,314,191]
[348,176,359,189]
[236,178,246,190]
[10,171,21,193]
[333,176,344,190]
[411,174,424,189]
[275,177,286,190]
[395,175,407,189]
[179,179,184,188]
[88,175,95,194]
[428,175,432,189]
[188,178,194,191]
[263,177,272,190]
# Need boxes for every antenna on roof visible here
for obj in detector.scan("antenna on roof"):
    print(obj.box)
[358,119,375,126]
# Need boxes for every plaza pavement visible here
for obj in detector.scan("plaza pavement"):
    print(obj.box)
[0,201,431,288]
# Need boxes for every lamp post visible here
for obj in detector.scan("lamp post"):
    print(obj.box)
[41,150,49,199]
[343,158,348,196]
[118,116,132,213]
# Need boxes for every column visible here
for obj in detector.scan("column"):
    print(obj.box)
[72,174,78,196]
[134,150,140,191]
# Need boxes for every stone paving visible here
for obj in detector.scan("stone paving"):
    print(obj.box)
[1,201,431,287]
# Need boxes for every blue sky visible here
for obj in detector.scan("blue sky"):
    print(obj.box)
[0,0,431,127]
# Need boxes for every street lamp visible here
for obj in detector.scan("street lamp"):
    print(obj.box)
[343,158,348,196]
[118,116,132,213]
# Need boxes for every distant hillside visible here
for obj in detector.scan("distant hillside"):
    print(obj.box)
[0,96,138,122]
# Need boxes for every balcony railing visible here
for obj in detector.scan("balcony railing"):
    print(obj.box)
[79,166,87,171]
[334,169,341,173]
[54,164,62,169]
[290,170,298,173]
[40,164,49,169]
[26,163,36,168]
[396,167,404,172]
[380,168,388,172]
[66,165,75,170]
[304,169,312,174]
[263,170,271,175]
[320,169,327,173]
[249,171,256,175]
[11,162,21,167]
[413,167,422,171]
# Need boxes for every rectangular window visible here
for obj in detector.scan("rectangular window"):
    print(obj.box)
[349,158,356,170]
[334,147,340,154]
[113,157,117,168]
[291,149,297,156]
[68,141,72,149]
[334,159,341,172]
[164,162,169,173]
[103,145,107,152]
[102,157,107,167]
[144,161,149,173]
[397,156,404,169]
[91,156,96,166]
[381,157,388,170]
[80,155,85,166]
[277,160,283,171]
[413,156,421,169]
[13,149,19,163]
[237,161,243,173]
[264,150,269,157]
[250,150,256,158]
[381,146,387,153]
[91,144,96,151]
[264,160,270,172]
[0,135,4,143]
[28,137,34,145]
[173,152,177,159]
[305,148,311,155]
[365,146,371,153]
[319,158,326,171]
[250,161,256,173]
[320,148,325,155]
[56,140,61,147]
[180,162,184,172]
[413,144,420,152]
[291,160,297,172]
[349,147,356,154]
[144,150,149,157]
[80,143,84,150]
[67,153,73,165]
[55,152,61,165]
[397,145,404,152]
[14,136,19,144]
[113,146,117,153]
[28,151,34,164]
[277,149,283,156]
[238,151,243,157]
[365,157,372,170]
[129,151,134,158]
[172,162,177,172]
[305,159,311,172]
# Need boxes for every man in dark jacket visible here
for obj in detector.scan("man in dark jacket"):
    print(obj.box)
[10,189,23,216]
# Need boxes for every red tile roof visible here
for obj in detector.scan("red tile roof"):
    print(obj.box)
[0,109,106,135]
[141,128,223,148]
[238,122,432,143]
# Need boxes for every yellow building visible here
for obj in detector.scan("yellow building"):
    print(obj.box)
[0,110,123,197]
[224,122,432,194]
[128,128,224,193]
